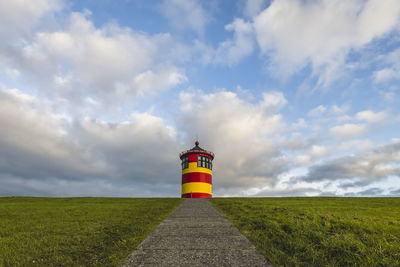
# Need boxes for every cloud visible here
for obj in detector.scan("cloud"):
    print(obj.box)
[177,89,290,193]
[291,118,307,130]
[331,104,351,115]
[390,188,400,195]
[0,88,107,182]
[243,0,266,18]
[0,84,398,197]
[356,110,388,123]
[374,48,400,83]
[160,0,210,36]
[195,17,255,66]
[310,145,329,158]
[0,0,62,42]
[307,104,351,122]
[0,86,294,197]
[133,65,188,96]
[293,145,330,166]
[296,141,400,186]
[253,0,400,85]
[0,87,181,196]
[330,123,368,139]
[214,18,255,65]
[25,12,185,97]
[0,9,187,110]
[253,186,321,197]
[260,91,287,113]
[374,68,400,83]
[1,1,399,198]
[344,187,384,196]
[283,133,321,151]
[329,110,389,139]
[308,105,327,117]
[73,113,179,185]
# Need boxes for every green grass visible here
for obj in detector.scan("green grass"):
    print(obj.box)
[210,197,400,266]
[0,197,183,266]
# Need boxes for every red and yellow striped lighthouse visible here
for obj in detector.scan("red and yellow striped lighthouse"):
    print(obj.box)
[179,141,214,198]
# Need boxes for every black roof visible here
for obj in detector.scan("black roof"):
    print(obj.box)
[190,143,205,152]
[179,141,214,159]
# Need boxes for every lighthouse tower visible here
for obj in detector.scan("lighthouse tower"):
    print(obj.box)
[179,141,214,198]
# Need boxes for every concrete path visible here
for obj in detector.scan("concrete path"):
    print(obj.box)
[121,199,273,266]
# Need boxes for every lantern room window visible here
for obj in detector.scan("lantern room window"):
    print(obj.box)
[181,156,189,169]
[197,155,212,170]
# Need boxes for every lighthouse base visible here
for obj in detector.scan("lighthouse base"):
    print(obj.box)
[181,193,212,198]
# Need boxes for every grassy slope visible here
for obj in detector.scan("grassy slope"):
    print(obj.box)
[210,197,400,266]
[0,197,183,266]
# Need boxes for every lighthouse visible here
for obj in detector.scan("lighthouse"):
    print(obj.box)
[179,141,214,198]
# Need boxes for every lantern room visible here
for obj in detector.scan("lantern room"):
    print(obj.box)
[179,141,215,198]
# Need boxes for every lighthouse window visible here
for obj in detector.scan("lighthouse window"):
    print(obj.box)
[182,156,189,169]
[197,156,212,170]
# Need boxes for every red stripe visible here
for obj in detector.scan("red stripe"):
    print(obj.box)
[182,193,212,198]
[188,154,213,162]
[182,172,212,184]
[188,154,197,162]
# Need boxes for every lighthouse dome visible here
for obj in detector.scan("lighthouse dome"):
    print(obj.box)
[179,141,214,159]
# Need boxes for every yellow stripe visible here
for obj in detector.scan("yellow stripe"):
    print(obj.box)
[182,162,212,175]
[182,182,212,194]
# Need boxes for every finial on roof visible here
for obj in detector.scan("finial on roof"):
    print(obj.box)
[195,140,199,146]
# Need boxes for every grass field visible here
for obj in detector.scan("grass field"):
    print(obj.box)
[0,197,183,266]
[210,197,400,266]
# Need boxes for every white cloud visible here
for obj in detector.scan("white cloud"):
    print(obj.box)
[0,85,397,197]
[297,141,400,187]
[214,18,255,65]
[4,68,20,79]
[293,145,330,166]
[75,113,179,184]
[0,0,62,41]
[308,105,327,117]
[133,65,188,96]
[178,89,289,192]
[0,88,108,181]
[253,0,400,85]
[296,155,311,165]
[374,48,400,83]
[292,118,307,129]
[328,110,389,139]
[0,86,292,196]
[260,91,287,113]
[330,123,368,139]
[243,0,266,17]
[283,133,320,151]
[356,110,388,123]
[307,104,351,122]
[0,10,187,109]
[374,68,400,83]
[0,87,181,196]
[160,0,210,36]
[311,145,329,158]
[0,1,398,198]
[331,104,351,115]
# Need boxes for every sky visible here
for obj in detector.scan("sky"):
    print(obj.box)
[1,0,400,197]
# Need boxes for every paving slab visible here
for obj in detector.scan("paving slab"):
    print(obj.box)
[121,199,273,267]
